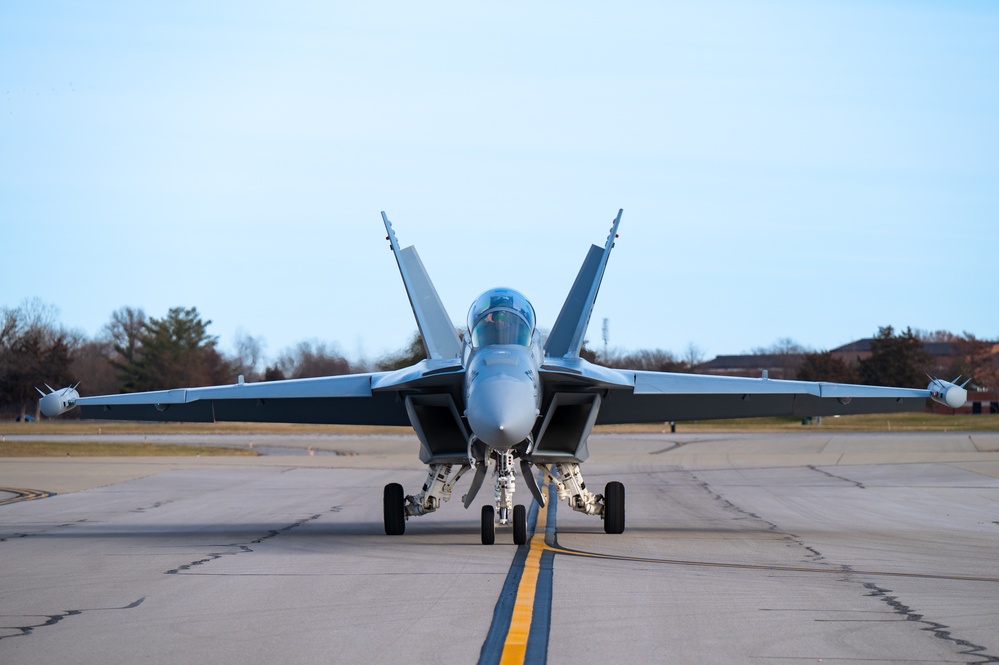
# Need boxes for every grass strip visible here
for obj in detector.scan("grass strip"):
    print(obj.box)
[0,421,413,436]
[0,441,260,457]
[2,413,996,437]
[596,413,999,433]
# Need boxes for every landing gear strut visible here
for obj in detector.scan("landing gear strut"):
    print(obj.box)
[382,463,470,535]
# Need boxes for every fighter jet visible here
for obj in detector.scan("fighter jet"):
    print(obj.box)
[40,211,968,544]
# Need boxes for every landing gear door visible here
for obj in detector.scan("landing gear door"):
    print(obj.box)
[529,392,602,464]
[404,394,470,464]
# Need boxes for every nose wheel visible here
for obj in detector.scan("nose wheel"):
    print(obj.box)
[513,504,527,545]
[480,503,528,545]
[481,505,495,544]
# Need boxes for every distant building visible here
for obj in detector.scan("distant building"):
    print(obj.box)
[695,353,802,380]
[696,338,997,383]
[829,339,961,377]
[697,337,999,414]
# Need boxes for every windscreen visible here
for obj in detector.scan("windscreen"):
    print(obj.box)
[466,288,536,347]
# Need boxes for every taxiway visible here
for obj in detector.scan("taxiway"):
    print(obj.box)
[2,431,998,664]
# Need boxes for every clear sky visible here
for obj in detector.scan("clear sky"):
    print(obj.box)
[3,1,996,368]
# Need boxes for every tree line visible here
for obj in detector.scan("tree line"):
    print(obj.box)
[762,327,997,391]
[1,299,994,420]
[0,301,373,420]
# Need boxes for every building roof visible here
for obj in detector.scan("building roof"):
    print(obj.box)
[698,354,800,370]
[830,339,958,357]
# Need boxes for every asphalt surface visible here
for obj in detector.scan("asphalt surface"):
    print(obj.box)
[2,432,998,664]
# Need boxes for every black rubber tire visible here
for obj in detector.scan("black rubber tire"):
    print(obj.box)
[481,505,496,545]
[513,504,527,545]
[384,483,405,535]
[603,481,625,534]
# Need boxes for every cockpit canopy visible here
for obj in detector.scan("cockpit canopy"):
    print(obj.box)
[466,288,536,348]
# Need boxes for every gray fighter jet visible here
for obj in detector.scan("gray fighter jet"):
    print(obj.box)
[40,211,968,544]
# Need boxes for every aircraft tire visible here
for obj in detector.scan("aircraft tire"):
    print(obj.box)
[481,505,495,545]
[384,483,406,535]
[603,481,625,534]
[513,504,527,545]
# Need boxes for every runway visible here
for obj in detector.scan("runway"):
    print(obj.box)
[2,432,999,664]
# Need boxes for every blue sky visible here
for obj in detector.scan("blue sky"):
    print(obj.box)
[3,1,996,367]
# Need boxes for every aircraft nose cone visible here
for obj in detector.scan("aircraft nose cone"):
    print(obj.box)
[466,376,537,449]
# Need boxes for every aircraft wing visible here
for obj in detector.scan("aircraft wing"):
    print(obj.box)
[540,360,942,423]
[75,360,465,425]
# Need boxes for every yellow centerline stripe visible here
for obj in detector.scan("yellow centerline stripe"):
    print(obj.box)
[499,491,548,665]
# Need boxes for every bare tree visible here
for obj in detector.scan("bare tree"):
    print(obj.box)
[376,333,426,371]
[277,340,352,378]
[69,337,120,398]
[682,342,705,370]
[952,332,999,391]
[0,300,76,419]
[749,337,810,380]
[231,329,266,382]
[914,329,961,343]
[602,348,684,372]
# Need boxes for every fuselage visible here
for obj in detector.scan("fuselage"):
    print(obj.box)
[462,288,542,450]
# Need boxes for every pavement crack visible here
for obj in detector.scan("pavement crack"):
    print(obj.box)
[690,471,781,532]
[690,471,834,566]
[808,465,866,489]
[0,598,145,642]
[864,582,999,663]
[131,500,171,513]
[165,511,327,575]
[0,533,30,543]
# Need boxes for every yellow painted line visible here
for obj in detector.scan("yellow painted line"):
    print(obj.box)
[0,487,54,506]
[499,491,549,665]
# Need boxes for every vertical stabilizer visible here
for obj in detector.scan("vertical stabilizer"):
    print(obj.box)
[544,210,623,358]
[382,212,463,360]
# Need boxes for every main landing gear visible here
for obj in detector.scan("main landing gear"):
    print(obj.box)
[384,483,406,535]
[602,481,625,535]
[382,459,625,543]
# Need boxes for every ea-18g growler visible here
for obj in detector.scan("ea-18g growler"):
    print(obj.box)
[40,210,967,544]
